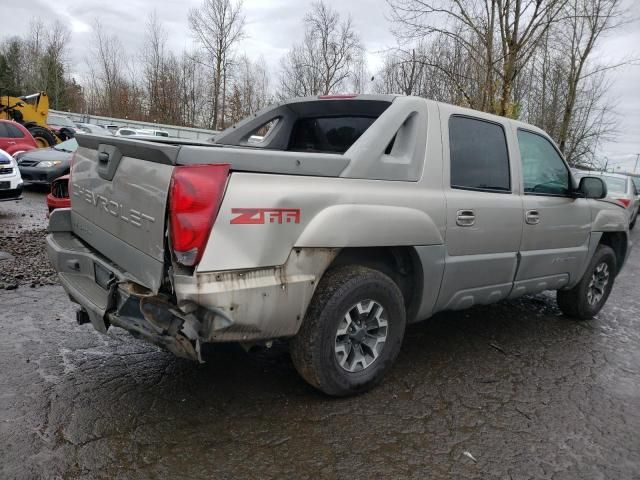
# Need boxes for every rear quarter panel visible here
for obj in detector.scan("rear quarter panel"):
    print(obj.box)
[197,172,446,272]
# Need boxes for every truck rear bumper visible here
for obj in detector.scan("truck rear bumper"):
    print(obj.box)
[46,210,336,359]
[46,229,231,361]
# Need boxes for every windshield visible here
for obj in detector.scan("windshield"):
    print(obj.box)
[48,114,75,128]
[53,138,78,152]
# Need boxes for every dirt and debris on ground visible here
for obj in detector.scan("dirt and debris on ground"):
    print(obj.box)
[1,188,639,479]
[0,189,57,289]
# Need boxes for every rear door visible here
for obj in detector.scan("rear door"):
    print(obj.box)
[70,135,178,291]
[435,110,523,311]
[511,128,591,295]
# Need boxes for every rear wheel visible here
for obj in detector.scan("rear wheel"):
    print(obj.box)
[290,265,406,396]
[27,126,57,148]
[557,245,617,320]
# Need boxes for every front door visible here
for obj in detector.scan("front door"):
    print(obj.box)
[511,128,591,297]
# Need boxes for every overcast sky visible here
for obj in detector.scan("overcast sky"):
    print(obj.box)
[3,0,639,170]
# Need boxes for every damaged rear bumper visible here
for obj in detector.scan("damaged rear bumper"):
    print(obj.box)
[46,229,222,361]
[46,211,337,361]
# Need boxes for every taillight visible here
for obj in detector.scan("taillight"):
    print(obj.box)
[616,198,631,208]
[169,164,230,267]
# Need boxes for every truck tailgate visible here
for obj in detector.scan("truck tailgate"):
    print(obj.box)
[70,135,177,291]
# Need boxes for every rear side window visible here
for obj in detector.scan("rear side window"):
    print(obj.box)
[6,123,24,138]
[449,116,510,192]
[0,123,8,138]
[288,116,375,153]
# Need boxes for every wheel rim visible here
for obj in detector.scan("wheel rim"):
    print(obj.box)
[34,136,49,148]
[334,299,388,373]
[586,262,610,306]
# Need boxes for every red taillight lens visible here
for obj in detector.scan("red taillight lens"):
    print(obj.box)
[616,198,631,208]
[169,164,230,267]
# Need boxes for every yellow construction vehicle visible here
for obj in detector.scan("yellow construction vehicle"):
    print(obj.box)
[0,92,61,147]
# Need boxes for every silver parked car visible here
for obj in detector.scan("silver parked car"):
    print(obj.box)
[574,172,639,229]
[47,94,631,396]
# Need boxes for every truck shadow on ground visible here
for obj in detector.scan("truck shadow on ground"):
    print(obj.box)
[74,291,596,407]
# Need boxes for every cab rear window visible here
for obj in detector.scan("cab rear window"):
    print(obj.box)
[288,116,375,153]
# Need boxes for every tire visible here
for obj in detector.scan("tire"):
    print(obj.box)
[557,245,617,320]
[57,127,75,141]
[27,126,57,148]
[290,265,406,396]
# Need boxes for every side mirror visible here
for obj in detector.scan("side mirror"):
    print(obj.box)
[578,176,607,199]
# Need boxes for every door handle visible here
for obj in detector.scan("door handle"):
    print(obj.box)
[456,209,476,227]
[525,210,540,225]
[7,141,16,145]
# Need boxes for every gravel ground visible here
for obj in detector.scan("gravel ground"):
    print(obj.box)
[0,188,57,289]
[1,190,639,479]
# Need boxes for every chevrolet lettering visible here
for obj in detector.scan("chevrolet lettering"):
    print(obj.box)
[72,184,156,230]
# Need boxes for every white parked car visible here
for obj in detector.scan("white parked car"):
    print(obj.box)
[0,149,24,202]
[114,127,138,137]
[75,123,113,136]
[115,128,170,138]
[137,129,170,137]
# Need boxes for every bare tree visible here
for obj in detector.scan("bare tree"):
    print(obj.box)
[388,0,568,116]
[279,1,364,98]
[227,54,271,124]
[555,0,624,155]
[189,0,245,129]
[142,11,167,121]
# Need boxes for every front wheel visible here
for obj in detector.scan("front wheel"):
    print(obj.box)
[290,265,406,396]
[557,245,617,320]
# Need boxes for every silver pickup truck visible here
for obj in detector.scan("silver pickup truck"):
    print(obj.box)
[47,94,631,396]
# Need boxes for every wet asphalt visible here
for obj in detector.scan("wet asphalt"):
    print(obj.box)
[1,189,639,479]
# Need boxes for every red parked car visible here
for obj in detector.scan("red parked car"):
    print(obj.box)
[46,174,70,215]
[0,119,38,156]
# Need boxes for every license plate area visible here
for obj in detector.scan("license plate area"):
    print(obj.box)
[94,262,115,290]
[0,181,9,190]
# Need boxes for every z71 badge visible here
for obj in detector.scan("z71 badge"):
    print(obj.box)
[231,208,301,224]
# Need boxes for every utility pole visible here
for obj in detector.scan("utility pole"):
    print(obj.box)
[634,153,640,174]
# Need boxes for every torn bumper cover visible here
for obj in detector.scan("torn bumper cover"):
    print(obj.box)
[46,230,232,362]
[108,286,233,362]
